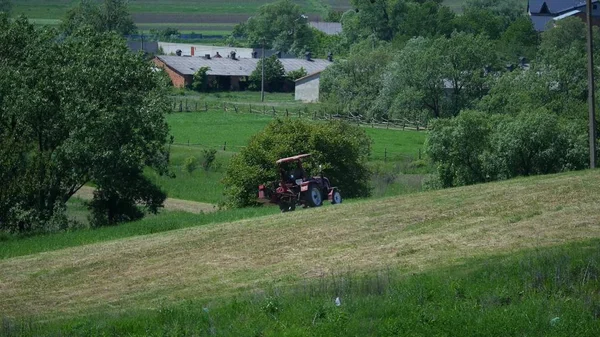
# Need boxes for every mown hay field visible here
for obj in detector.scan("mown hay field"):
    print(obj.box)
[2,170,600,320]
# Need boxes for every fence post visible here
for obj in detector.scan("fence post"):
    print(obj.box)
[298,109,301,118]
[185,99,188,111]
[384,148,387,162]
[179,101,182,112]
[272,106,276,116]
[223,102,226,111]
[223,142,227,151]
[263,105,266,114]
[418,148,422,160]
[313,111,317,120]
[234,105,239,113]
[249,104,252,114]
[195,102,198,111]
[205,102,208,112]
[286,108,289,117]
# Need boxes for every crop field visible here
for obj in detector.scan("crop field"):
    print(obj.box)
[2,170,600,335]
[14,0,352,32]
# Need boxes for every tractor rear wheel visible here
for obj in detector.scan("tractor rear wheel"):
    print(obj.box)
[306,184,323,207]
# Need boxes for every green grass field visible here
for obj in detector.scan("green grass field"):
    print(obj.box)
[12,0,346,21]
[2,170,600,335]
[155,108,428,204]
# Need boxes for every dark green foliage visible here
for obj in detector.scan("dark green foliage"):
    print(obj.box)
[0,0,11,15]
[500,16,539,61]
[149,27,180,40]
[249,55,286,92]
[286,67,307,81]
[0,16,170,232]
[427,110,588,188]
[374,32,497,120]
[320,43,393,117]
[61,0,136,35]
[8,240,600,336]
[223,119,371,207]
[202,148,217,171]
[191,66,210,92]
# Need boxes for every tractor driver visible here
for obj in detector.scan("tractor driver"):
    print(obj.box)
[291,162,305,183]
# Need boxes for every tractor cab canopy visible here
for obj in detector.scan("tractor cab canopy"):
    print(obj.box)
[276,153,311,164]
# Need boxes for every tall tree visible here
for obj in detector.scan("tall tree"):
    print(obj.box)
[234,0,314,56]
[320,41,393,117]
[0,17,170,232]
[374,33,497,119]
[61,0,136,36]
[249,55,286,92]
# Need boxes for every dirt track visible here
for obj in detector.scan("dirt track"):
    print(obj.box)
[74,186,217,214]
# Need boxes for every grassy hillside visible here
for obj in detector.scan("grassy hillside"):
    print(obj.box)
[2,170,600,325]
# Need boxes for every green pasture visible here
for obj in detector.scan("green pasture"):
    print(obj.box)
[155,109,428,203]
[12,0,337,20]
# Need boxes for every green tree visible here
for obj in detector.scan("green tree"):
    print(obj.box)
[235,0,314,55]
[500,16,539,60]
[191,66,210,92]
[375,33,497,119]
[223,119,371,208]
[0,17,170,232]
[61,0,136,35]
[427,110,492,187]
[463,0,525,24]
[286,67,307,81]
[321,42,393,117]
[453,7,504,39]
[394,0,455,39]
[373,37,445,120]
[427,109,589,188]
[351,0,394,41]
[249,55,286,92]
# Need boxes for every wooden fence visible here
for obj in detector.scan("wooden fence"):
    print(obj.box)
[171,99,429,132]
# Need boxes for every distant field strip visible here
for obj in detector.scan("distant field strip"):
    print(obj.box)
[13,1,346,21]
[1,170,599,319]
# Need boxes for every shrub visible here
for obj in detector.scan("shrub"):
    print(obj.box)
[427,109,589,187]
[223,119,371,207]
[191,66,210,92]
[183,156,198,174]
[202,149,217,171]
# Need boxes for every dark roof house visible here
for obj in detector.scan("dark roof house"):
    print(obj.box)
[528,0,600,31]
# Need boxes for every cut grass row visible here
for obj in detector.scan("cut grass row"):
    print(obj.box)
[7,239,600,336]
[0,205,280,260]
[2,170,599,320]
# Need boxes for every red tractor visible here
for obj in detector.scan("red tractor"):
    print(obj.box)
[258,154,342,212]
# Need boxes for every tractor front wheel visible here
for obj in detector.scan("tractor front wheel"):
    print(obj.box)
[306,184,323,207]
[331,190,342,204]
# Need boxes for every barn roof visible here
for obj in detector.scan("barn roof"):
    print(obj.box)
[528,0,596,14]
[156,56,332,77]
